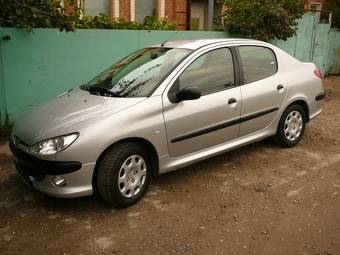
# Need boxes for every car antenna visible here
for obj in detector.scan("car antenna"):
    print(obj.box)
[161,31,180,47]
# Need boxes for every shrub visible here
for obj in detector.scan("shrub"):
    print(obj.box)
[0,1,177,31]
[220,0,305,41]
[76,15,177,30]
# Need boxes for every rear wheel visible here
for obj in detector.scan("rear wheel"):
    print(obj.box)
[97,142,151,207]
[274,104,306,147]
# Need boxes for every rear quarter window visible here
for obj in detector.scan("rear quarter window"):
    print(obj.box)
[238,46,277,84]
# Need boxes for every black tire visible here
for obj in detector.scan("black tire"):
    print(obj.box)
[97,142,151,207]
[274,104,307,147]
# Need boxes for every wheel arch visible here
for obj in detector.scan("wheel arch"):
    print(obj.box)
[287,99,310,123]
[92,137,160,192]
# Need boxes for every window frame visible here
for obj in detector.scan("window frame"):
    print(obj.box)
[236,45,278,85]
[167,46,240,103]
[309,2,322,11]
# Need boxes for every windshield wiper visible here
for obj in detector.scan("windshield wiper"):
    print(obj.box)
[88,85,123,97]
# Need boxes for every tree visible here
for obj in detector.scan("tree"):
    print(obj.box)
[0,0,80,32]
[323,0,340,28]
[221,0,305,41]
[0,1,176,31]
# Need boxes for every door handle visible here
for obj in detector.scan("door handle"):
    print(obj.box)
[228,98,237,105]
[277,84,284,91]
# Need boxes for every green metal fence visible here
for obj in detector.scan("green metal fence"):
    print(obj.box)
[0,13,339,123]
[328,30,340,74]
[272,13,340,76]
[0,29,229,123]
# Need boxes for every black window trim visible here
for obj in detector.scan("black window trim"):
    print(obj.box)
[236,45,278,86]
[167,46,240,103]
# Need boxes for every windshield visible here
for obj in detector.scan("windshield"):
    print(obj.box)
[83,47,192,97]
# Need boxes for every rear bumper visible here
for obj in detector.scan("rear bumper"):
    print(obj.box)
[315,91,326,101]
[308,90,325,121]
[309,109,322,120]
[10,141,95,198]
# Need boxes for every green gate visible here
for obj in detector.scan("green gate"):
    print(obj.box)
[272,13,340,76]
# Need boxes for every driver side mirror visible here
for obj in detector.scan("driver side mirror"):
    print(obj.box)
[174,86,201,103]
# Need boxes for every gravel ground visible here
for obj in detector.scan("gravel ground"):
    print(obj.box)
[0,76,340,255]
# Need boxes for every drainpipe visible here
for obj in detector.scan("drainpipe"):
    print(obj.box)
[207,0,214,31]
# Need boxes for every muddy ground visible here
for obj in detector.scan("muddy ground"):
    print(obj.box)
[1,76,340,255]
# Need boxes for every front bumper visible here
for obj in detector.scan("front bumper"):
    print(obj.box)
[10,141,95,198]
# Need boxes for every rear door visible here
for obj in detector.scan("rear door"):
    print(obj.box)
[162,47,241,157]
[237,46,287,136]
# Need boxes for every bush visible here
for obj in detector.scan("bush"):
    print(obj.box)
[0,1,177,31]
[220,0,305,41]
[77,15,177,30]
[0,0,80,32]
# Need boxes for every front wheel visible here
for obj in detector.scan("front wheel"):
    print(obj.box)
[97,142,151,207]
[274,104,306,147]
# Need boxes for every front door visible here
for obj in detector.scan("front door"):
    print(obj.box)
[162,47,241,157]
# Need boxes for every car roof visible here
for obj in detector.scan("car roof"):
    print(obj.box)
[154,38,265,50]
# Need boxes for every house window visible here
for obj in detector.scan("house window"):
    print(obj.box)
[309,2,322,22]
[84,0,109,16]
[309,2,322,11]
[134,0,156,23]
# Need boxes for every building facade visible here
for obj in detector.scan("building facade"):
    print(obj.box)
[62,0,334,30]
[82,0,223,31]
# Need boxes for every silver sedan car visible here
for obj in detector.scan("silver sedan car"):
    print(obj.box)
[10,39,325,207]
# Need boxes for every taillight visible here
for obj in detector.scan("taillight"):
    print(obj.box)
[314,69,322,79]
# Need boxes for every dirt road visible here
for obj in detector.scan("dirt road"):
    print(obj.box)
[1,77,340,255]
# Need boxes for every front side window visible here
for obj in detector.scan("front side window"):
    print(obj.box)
[238,46,277,84]
[84,47,192,97]
[178,48,235,95]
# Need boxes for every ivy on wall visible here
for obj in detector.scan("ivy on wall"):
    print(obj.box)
[0,0,177,31]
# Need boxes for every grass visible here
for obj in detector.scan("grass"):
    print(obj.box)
[0,113,13,144]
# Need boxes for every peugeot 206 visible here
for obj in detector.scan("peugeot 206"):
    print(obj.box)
[10,39,325,207]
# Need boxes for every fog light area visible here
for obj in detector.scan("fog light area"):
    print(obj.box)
[52,176,67,187]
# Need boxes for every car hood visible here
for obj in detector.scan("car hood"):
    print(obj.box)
[13,88,146,145]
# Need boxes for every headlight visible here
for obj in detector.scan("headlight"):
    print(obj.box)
[28,133,79,155]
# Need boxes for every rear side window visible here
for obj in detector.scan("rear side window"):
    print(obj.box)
[238,46,277,84]
[179,48,235,95]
